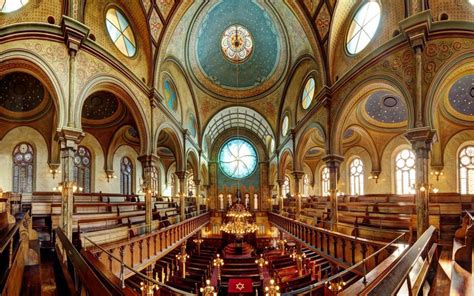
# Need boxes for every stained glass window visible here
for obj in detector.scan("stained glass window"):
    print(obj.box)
[105,8,136,57]
[395,149,416,194]
[302,78,315,109]
[282,115,289,137]
[349,158,364,195]
[120,157,133,195]
[303,174,310,196]
[221,25,253,63]
[321,166,330,196]
[283,175,290,198]
[0,0,28,13]
[219,138,257,179]
[74,146,92,193]
[12,143,34,193]
[459,146,474,194]
[346,1,381,55]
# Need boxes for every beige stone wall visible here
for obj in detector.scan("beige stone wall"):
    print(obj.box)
[0,0,63,27]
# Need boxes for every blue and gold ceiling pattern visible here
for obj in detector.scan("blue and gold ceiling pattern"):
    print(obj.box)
[365,91,407,123]
[0,72,45,112]
[449,74,474,116]
[195,0,280,89]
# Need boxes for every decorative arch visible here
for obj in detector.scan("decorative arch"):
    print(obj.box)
[343,124,380,173]
[295,122,326,172]
[155,123,184,172]
[105,125,138,172]
[75,75,151,155]
[331,76,414,155]
[186,148,200,181]
[278,148,294,180]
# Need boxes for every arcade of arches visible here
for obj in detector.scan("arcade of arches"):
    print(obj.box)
[0,1,473,295]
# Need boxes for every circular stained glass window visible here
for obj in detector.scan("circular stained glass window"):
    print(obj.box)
[105,8,136,57]
[221,25,253,63]
[219,138,257,179]
[0,0,28,13]
[346,1,381,55]
[281,115,289,137]
[302,78,315,109]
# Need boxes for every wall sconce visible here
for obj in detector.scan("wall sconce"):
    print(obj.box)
[106,171,117,183]
[53,185,83,193]
[415,183,439,194]
[368,172,380,183]
[430,170,444,181]
[49,168,61,179]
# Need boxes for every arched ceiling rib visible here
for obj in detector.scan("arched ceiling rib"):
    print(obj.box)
[203,106,275,145]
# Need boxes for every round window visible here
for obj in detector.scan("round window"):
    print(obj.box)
[281,115,289,137]
[105,8,137,57]
[221,25,253,63]
[219,138,257,179]
[302,78,315,109]
[346,1,381,55]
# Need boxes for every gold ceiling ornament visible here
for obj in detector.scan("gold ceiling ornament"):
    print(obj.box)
[220,203,258,239]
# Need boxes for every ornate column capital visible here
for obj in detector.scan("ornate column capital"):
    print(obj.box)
[291,171,305,181]
[61,16,90,55]
[138,154,160,168]
[193,179,201,186]
[175,170,187,180]
[322,154,344,168]
[56,128,84,147]
[404,127,437,158]
[399,10,432,52]
[276,179,285,186]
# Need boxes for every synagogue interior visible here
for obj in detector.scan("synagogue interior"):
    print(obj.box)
[0,0,473,295]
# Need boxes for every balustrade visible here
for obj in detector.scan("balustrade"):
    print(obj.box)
[83,212,210,279]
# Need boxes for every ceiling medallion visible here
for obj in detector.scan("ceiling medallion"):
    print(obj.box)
[221,24,253,63]
[383,96,398,108]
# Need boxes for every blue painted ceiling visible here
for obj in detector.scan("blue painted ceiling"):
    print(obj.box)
[449,74,474,116]
[195,0,280,89]
[365,91,407,123]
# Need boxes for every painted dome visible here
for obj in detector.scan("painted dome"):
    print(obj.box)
[364,91,407,124]
[0,72,45,112]
[187,0,287,100]
[448,74,474,116]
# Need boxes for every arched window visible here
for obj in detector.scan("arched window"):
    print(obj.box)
[151,167,159,195]
[12,143,34,193]
[120,157,133,195]
[349,158,364,195]
[346,1,381,55]
[321,166,330,196]
[395,149,416,194]
[74,146,92,193]
[459,146,474,194]
[303,174,310,196]
[282,175,290,198]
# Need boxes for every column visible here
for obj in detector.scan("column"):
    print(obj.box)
[405,128,437,238]
[194,179,201,214]
[292,171,305,220]
[58,129,83,240]
[276,179,285,214]
[322,155,344,231]
[175,171,187,221]
[138,155,159,233]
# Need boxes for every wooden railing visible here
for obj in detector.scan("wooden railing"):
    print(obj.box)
[268,212,403,273]
[83,212,210,279]
[345,226,439,295]
[453,210,474,271]
[1,212,30,296]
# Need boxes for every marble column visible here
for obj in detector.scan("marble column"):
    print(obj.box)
[138,155,159,233]
[277,179,285,214]
[175,171,187,221]
[58,129,83,240]
[292,171,305,220]
[194,179,201,214]
[322,155,344,231]
[405,128,437,238]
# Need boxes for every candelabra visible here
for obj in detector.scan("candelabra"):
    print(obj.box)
[200,279,217,296]
[264,279,280,296]
[277,238,287,255]
[175,244,189,278]
[140,269,159,296]
[213,254,224,281]
[326,277,346,294]
[431,169,443,181]
[193,237,204,256]
[53,184,83,193]
[290,250,306,276]
[255,254,268,279]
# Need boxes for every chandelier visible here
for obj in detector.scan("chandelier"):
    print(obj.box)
[220,203,258,238]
